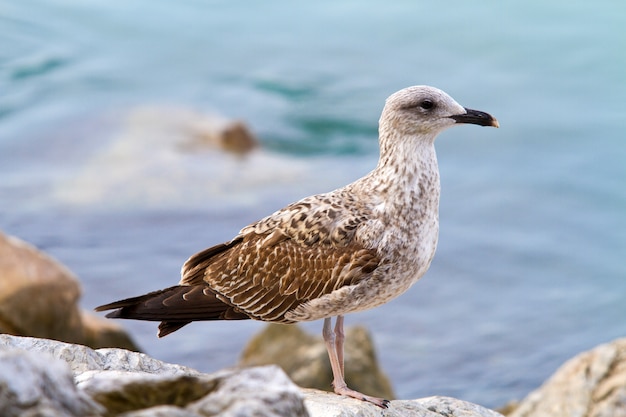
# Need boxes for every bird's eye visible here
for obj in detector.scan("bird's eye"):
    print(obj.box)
[420,99,434,110]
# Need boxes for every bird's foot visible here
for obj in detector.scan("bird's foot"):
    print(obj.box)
[333,384,390,409]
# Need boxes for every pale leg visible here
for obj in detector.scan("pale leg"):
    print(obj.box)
[322,317,390,408]
[334,315,345,377]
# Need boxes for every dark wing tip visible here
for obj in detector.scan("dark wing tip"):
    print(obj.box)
[94,301,124,313]
[94,288,175,313]
[95,285,251,338]
[104,309,123,319]
[158,321,191,337]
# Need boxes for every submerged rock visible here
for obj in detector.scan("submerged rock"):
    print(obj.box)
[509,338,626,417]
[0,334,502,417]
[239,323,395,400]
[126,106,258,155]
[0,230,139,351]
[52,105,320,209]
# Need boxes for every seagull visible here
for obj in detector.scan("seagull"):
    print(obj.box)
[96,85,498,408]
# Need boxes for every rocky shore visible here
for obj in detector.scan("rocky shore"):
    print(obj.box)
[0,334,504,417]
[2,230,625,416]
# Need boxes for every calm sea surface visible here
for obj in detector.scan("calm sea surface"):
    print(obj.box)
[1,0,625,408]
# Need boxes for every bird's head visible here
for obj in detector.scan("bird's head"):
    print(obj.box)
[380,85,499,139]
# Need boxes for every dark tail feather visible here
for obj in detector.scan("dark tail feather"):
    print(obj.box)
[158,321,191,337]
[95,285,249,337]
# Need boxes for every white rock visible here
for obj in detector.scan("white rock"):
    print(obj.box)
[0,334,197,376]
[122,405,204,417]
[188,366,309,417]
[0,334,503,417]
[0,335,307,417]
[303,390,503,417]
[0,349,102,417]
[415,396,506,417]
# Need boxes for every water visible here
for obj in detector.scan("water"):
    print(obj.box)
[1,0,625,409]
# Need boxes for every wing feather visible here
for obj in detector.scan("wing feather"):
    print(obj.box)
[173,193,379,323]
[182,232,380,323]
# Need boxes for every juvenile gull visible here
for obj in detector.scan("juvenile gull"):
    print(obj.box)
[96,85,499,408]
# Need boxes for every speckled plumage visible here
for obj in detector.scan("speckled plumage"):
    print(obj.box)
[96,85,498,407]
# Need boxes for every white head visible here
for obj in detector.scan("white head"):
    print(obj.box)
[380,85,499,139]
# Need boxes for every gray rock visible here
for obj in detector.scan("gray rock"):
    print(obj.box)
[0,334,502,417]
[416,396,505,417]
[0,335,307,417]
[122,405,204,417]
[76,370,215,416]
[509,337,626,417]
[0,349,103,417]
[0,334,197,377]
[302,390,503,417]
[187,367,308,417]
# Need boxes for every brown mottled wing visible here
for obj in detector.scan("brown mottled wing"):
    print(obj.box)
[176,192,381,323]
[181,232,380,323]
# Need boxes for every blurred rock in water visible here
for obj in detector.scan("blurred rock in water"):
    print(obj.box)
[124,106,258,155]
[0,230,139,351]
[53,106,317,209]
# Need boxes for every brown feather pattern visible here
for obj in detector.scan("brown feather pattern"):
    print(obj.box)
[182,232,380,323]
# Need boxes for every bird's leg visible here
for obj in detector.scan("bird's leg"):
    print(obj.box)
[322,317,390,408]
[334,315,345,377]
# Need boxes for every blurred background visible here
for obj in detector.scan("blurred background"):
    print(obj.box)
[1,0,625,409]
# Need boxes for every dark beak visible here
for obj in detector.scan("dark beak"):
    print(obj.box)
[450,108,499,128]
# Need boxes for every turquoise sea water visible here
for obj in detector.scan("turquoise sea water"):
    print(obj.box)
[1,0,625,408]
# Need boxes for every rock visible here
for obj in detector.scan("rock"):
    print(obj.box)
[0,230,139,351]
[185,116,258,155]
[239,323,395,400]
[185,367,307,417]
[0,334,501,417]
[415,396,505,417]
[53,105,315,209]
[0,334,307,417]
[77,370,216,416]
[0,349,103,417]
[0,231,82,340]
[509,338,626,417]
[128,106,258,155]
[303,390,504,417]
[495,401,519,415]
[0,334,199,377]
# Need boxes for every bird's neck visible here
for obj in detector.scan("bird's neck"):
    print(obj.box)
[350,127,440,276]
[350,128,441,271]
[358,130,441,207]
